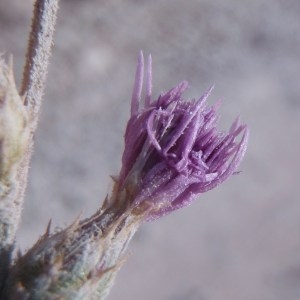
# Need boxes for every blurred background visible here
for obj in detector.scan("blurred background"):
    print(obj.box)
[1,0,300,299]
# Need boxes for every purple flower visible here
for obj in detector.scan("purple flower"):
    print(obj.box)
[119,52,249,220]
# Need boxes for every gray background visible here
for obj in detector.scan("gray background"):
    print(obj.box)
[1,0,300,299]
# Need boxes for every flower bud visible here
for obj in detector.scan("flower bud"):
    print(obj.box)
[118,52,249,220]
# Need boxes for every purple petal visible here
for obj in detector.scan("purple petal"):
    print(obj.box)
[131,51,144,116]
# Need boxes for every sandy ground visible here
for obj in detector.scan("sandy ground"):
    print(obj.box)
[1,0,300,299]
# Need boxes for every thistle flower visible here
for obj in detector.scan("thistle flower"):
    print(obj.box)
[4,52,248,300]
[119,52,249,220]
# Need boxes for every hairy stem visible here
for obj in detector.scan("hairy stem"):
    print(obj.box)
[14,0,59,238]
[0,0,59,291]
[21,0,59,127]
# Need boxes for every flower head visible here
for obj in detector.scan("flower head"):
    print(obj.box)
[119,52,249,220]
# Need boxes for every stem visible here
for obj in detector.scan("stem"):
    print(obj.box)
[0,0,59,290]
[21,0,59,128]
[16,0,59,235]
[14,0,59,243]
